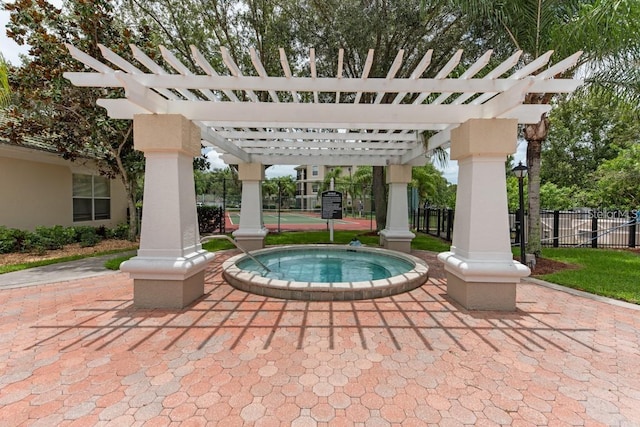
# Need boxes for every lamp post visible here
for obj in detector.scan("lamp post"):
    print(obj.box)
[512,161,528,265]
[277,179,281,233]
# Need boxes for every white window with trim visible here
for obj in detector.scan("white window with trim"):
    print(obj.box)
[312,165,318,176]
[73,174,111,221]
[311,184,319,193]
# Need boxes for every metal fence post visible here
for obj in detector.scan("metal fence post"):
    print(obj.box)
[422,208,429,234]
[446,209,453,241]
[591,216,598,248]
[629,218,637,248]
[553,210,560,248]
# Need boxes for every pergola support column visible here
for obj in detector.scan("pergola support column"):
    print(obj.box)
[437,119,529,311]
[379,165,415,253]
[121,114,215,309]
[232,162,268,251]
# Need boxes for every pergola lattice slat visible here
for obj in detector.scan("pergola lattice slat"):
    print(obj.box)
[64,44,582,166]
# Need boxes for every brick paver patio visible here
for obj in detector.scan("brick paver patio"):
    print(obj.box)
[1,250,639,426]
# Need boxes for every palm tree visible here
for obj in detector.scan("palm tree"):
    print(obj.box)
[0,55,10,107]
[452,0,640,256]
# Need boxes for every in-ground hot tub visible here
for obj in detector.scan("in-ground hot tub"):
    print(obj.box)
[222,245,429,301]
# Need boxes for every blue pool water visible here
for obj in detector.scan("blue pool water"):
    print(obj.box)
[236,248,414,282]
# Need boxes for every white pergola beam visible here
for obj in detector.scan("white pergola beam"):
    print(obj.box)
[191,45,240,103]
[279,48,300,103]
[354,49,375,104]
[481,77,535,118]
[249,154,399,166]
[511,50,554,79]
[65,43,114,73]
[198,124,251,163]
[241,147,407,156]
[94,98,557,128]
[450,50,523,106]
[250,48,279,103]
[373,50,404,104]
[130,44,200,101]
[221,47,259,102]
[432,50,493,105]
[114,72,168,114]
[427,128,453,151]
[392,50,433,104]
[236,141,417,150]
[215,130,418,142]
[161,45,221,102]
[309,48,319,103]
[63,72,582,95]
[65,44,584,168]
[536,51,583,79]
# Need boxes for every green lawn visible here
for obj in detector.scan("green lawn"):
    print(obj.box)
[0,249,136,274]
[537,248,640,304]
[5,230,638,306]
[200,230,450,252]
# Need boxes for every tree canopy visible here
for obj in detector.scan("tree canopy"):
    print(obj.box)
[452,0,640,255]
[2,0,152,239]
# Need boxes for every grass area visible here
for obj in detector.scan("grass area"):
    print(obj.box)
[538,248,640,304]
[201,230,450,253]
[0,249,136,274]
[104,231,449,270]
[104,255,135,271]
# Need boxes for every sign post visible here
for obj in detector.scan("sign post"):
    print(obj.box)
[321,184,342,243]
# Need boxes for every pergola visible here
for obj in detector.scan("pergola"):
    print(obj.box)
[65,44,582,310]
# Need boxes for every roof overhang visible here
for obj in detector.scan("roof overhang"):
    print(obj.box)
[64,45,583,167]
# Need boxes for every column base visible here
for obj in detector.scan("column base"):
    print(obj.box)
[121,250,215,309]
[232,228,269,251]
[438,251,529,311]
[133,271,205,309]
[379,229,415,253]
[445,272,516,311]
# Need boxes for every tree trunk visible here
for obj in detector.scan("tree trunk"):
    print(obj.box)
[126,190,138,241]
[373,165,387,230]
[524,113,549,257]
[113,127,139,242]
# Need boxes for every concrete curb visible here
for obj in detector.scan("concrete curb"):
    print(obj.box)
[524,277,640,311]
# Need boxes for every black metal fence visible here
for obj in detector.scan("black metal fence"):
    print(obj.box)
[413,208,639,249]
[412,208,454,241]
[197,206,225,235]
[539,210,638,248]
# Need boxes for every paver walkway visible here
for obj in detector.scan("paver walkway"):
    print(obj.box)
[1,250,639,426]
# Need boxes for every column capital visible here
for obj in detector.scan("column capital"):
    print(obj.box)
[450,118,518,160]
[386,164,412,184]
[237,162,264,181]
[133,114,201,157]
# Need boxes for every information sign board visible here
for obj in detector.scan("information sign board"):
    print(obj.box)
[321,191,343,219]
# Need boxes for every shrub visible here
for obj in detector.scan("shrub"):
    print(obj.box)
[108,223,130,240]
[72,226,94,242]
[79,229,101,247]
[23,232,48,255]
[95,225,108,238]
[0,226,15,253]
[0,224,133,254]
[34,225,76,250]
[0,226,29,253]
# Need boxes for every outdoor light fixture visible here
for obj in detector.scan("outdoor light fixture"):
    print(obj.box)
[512,161,528,179]
[512,161,528,265]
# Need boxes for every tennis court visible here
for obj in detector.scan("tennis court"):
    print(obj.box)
[226,209,376,231]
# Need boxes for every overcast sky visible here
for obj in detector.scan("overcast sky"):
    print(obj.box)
[2,1,527,183]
